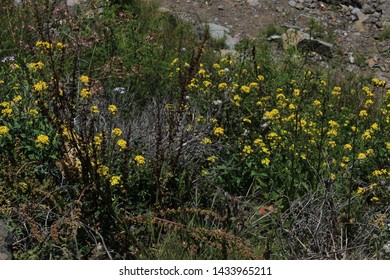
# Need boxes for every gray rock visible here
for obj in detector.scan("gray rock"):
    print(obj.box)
[288,0,297,8]
[0,220,12,260]
[247,0,260,6]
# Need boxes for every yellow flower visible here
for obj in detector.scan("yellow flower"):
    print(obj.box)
[97,165,110,177]
[94,133,103,146]
[213,63,220,69]
[110,175,121,186]
[371,123,379,131]
[79,75,90,84]
[0,125,10,137]
[328,140,336,148]
[108,104,118,115]
[35,134,50,147]
[366,148,374,155]
[240,85,251,93]
[207,155,218,163]
[112,128,123,137]
[27,61,44,70]
[1,108,12,117]
[253,138,265,147]
[242,118,251,124]
[33,80,48,92]
[117,139,127,150]
[372,170,383,177]
[386,142,390,151]
[35,40,52,49]
[134,155,145,165]
[91,105,99,114]
[293,89,300,97]
[29,109,39,116]
[328,120,339,128]
[13,95,22,102]
[218,83,228,90]
[201,137,212,145]
[249,82,259,89]
[261,158,270,166]
[313,100,321,106]
[365,99,374,107]
[357,153,366,160]
[332,86,341,96]
[370,196,380,202]
[362,130,371,140]
[213,127,224,136]
[359,110,368,118]
[257,75,265,81]
[342,156,350,163]
[242,145,253,155]
[327,129,338,137]
[80,88,93,99]
[356,187,365,195]
[264,109,280,120]
[198,69,206,76]
[203,80,212,87]
[56,42,64,49]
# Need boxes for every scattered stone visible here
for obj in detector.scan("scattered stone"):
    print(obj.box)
[0,220,12,260]
[288,0,297,8]
[247,0,260,6]
[281,28,333,57]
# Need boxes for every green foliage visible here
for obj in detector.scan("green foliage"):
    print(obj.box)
[0,0,389,260]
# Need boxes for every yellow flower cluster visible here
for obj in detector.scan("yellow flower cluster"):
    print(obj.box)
[213,127,224,136]
[0,125,10,137]
[80,88,93,99]
[27,61,44,70]
[117,139,127,150]
[112,128,123,137]
[134,155,145,165]
[108,104,118,115]
[33,80,48,92]
[79,75,90,84]
[35,134,50,147]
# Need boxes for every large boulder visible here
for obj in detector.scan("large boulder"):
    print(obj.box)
[0,220,12,260]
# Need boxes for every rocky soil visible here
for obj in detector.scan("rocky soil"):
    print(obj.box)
[152,0,390,83]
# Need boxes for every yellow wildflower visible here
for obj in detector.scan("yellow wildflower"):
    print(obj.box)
[218,83,228,90]
[97,165,110,177]
[1,108,12,118]
[117,139,127,150]
[134,155,145,165]
[359,110,368,118]
[264,109,280,120]
[0,126,10,137]
[357,153,366,160]
[112,128,123,137]
[29,109,39,116]
[94,133,103,146]
[108,105,118,115]
[201,137,212,145]
[261,158,270,166]
[35,134,50,147]
[80,88,93,99]
[79,75,90,84]
[110,175,121,186]
[33,80,48,92]
[13,95,22,102]
[240,85,251,93]
[213,127,224,136]
[91,105,99,114]
[242,145,253,155]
